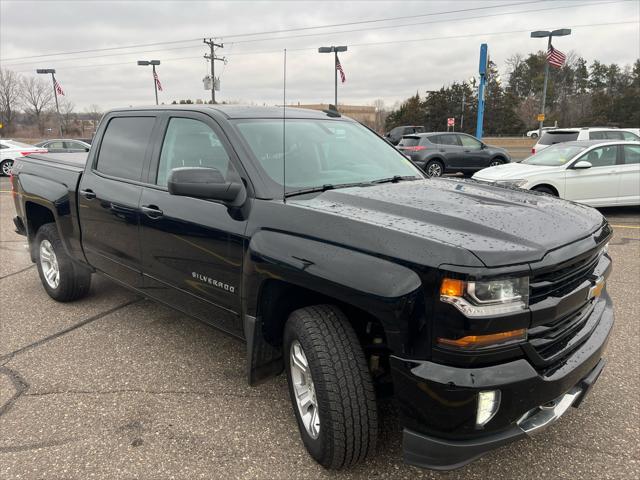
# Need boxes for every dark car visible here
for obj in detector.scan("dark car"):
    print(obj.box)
[12,105,613,471]
[385,125,425,145]
[398,132,510,177]
[35,139,91,153]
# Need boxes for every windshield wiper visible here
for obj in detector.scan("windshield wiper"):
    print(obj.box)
[284,181,372,199]
[371,175,419,184]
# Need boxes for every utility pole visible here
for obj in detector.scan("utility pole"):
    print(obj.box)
[204,38,225,104]
[460,90,466,131]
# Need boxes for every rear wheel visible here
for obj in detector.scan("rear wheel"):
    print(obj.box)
[35,223,92,302]
[284,305,378,469]
[489,158,505,167]
[0,159,13,176]
[531,133,539,138]
[425,160,444,177]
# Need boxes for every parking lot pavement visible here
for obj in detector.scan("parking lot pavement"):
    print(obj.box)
[1,176,639,479]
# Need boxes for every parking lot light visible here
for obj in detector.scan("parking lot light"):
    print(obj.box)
[318,45,347,110]
[137,60,161,105]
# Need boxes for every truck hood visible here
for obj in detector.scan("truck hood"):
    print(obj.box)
[289,178,603,267]
[473,162,563,180]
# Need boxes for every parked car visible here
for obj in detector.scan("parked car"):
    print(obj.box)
[526,126,557,138]
[0,139,47,176]
[473,140,640,207]
[12,105,613,471]
[384,125,425,145]
[397,132,511,177]
[532,127,640,154]
[35,139,91,153]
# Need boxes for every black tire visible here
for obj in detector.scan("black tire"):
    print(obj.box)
[425,160,444,177]
[284,305,378,470]
[0,159,13,177]
[489,158,505,167]
[532,185,556,196]
[531,133,539,138]
[35,223,92,302]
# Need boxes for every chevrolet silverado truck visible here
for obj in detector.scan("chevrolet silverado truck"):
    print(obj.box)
[11,105,613,471]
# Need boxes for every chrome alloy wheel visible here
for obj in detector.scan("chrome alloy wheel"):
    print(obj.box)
[290,340,320,439]
[39,239,60,289]
[1,160,13,176]
[427,162,442,177]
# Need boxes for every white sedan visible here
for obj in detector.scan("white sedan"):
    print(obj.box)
[0,139,48,176]
[473,140,640,207]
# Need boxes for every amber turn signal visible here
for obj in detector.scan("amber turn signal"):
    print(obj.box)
[437,328,527,349]
[440,278,465,297]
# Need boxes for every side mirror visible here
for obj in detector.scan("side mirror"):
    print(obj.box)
[168,167,246,205]
[480,143,487,149]
[85,148,90,152]
[573,160,592,169]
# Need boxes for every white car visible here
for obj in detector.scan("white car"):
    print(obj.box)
[526,126,557,138]
[532,127,640,154]
[0,139,47,176]
[473,140,640,207]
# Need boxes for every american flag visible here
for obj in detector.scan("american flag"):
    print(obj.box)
[547,45,566,69]
[54,79,65,96]
[336,54,346,83]
[153,70,163,91]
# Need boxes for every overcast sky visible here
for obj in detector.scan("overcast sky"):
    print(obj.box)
[1,0,638,111]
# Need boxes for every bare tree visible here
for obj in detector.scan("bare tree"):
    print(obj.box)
[22,76,54,134]
[84,103,103,123]
[0,69,23,134]
[58,99,77,136]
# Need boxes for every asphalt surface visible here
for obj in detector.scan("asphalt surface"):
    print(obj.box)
[1,176,639,479]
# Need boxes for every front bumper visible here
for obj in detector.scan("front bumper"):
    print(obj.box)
[391,293,613,470]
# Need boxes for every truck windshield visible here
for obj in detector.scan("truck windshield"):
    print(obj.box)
[234,119,422,194]
[522,144,587,166]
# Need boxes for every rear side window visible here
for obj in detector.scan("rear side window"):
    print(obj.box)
[623,145,640,164]
[590,130,624,140]
[539,131,579,145]
[398,136,420,147]
[96,116,155,181]
[622,131,640,141]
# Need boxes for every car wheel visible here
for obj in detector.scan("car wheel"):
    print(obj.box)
[533,186,556,196]
[531,133,539,138]
[0,159,13,176]
[284,305,378,469]
[489,158,504,167]
[35,223,92,302]
[425,160,444,177]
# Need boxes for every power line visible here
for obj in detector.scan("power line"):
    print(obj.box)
[1,0,626,68]
[1,0,551,61]
[12,19,635,75]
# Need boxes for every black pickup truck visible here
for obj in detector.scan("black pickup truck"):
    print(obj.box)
[11,105,613,471]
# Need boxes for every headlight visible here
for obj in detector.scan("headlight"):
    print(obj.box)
[495,179,528,188]
[440,277,529,317]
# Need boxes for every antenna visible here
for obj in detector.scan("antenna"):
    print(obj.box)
[283,48,287,203]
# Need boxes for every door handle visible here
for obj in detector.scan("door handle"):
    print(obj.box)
[80,189,96,200]
[141,205,163,219]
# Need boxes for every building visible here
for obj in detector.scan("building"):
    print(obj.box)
[295,104,381,130]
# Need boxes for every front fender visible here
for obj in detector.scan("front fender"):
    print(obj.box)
[243,229,424,384]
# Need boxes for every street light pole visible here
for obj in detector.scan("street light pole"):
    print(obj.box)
[137,60,161,105]
[531,28,571,139]
[36,69,62,136]
[318,45,347,109]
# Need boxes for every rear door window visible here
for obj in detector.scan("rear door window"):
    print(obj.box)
[95,116,155,181]
[439,134,461,146]
[539,131,579,145]
[623,145,640,164]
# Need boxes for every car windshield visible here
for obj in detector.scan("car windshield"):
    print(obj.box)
[522,144,587,166]
[234,119,422,195]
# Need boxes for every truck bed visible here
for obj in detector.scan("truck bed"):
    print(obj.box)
[25,152,88,170]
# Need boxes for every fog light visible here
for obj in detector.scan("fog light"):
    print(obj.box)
[476,390,501,428]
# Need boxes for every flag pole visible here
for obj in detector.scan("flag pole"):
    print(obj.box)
[334,51,338,108]
[538,35,551,139]
[152,65,159,105]
[51,73,62,136]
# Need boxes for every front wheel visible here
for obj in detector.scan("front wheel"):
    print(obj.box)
[531,133,539,138]
[489,158,505,167]
[0,159,13,176]
[425,160,444,177]
[284,305,378,469]
[35,223,92,302]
